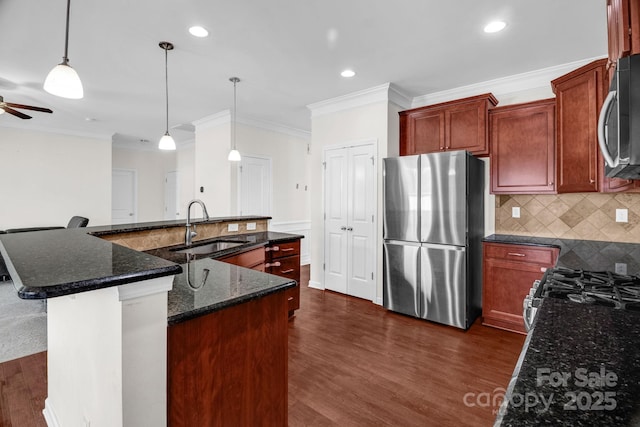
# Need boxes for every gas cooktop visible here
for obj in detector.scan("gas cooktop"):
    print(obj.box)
[536,267,640,312]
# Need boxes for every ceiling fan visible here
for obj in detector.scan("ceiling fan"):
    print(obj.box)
[0,95,53,119]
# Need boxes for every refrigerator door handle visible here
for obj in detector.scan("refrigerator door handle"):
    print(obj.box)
[420,242,465,251]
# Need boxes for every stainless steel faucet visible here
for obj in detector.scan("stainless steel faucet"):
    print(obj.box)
[185,199,210,246]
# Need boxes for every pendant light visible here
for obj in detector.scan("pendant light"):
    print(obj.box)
[43,0,84,99]
[228,77,241,161]
[158,41,176,151]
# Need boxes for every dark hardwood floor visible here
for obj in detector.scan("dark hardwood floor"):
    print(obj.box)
[0,265,524,426]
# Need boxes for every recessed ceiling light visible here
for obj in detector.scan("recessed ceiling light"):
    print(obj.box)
[484,21,507,33]
[189,26,209,38]
[341,69,356,78]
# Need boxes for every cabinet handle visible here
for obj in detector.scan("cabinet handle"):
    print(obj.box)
[265,246,280,252]
[549,182,553,186]
[265,262,281,268]
[507,252,526,257]
[280,269,295,274]
[281,248,295,252]
[347,227,353,231]
[340,226,347,231]
[590,179,595,184]
[288,297,294,301]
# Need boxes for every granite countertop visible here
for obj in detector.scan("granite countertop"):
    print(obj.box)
[144,231,303,264]
[0,228,181,299]
[87,215,272,236]
[483,234,640,275]
[497,298,640,426]
[167,258,296,325]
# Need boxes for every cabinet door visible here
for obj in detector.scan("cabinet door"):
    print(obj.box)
[400,109,444,155]
[490,99,556,194]
[482,258,547,335]
[446,101,489,156]
[553,60,607,193]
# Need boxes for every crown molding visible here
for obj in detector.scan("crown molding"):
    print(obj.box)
[412,56,606,108]
[0,122,113,141]
[192,110,310,140]
[307,82,412,118]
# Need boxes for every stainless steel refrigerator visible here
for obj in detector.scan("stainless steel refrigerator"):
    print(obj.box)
[383,150,484,330]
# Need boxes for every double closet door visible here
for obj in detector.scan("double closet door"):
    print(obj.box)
[323,143,376,301]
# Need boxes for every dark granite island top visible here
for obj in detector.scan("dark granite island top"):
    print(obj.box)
[0,228,181,299]
[497,298,640,426]
[167,258,296,324]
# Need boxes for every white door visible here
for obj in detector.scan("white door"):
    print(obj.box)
[164,171,179,220]
[324,143,376,301]
[112,169,137,224]
[238,156,272,216]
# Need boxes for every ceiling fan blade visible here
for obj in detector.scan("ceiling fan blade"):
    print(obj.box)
[2,106,32,119]
[5,103,53,113]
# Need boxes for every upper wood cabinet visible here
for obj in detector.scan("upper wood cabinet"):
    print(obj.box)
[607,0,640,81]
[399,93,498,157]
[489,99,556,194]
[551,59,608,193]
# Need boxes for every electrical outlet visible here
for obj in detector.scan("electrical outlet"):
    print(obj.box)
[512,207,521,218]
[615,263,628,275]
[246,222,256,231]
[616,208,628,223]
[228,223,239,232]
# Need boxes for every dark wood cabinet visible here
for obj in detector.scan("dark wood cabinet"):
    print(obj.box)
[551,59,608,193]
[266,239,301,316]
[399,93,498,157]
[217,246,265,271]
[168,290,288,427]
[607,0,640,81]
[482,242,559,335]
[489,99,556,194]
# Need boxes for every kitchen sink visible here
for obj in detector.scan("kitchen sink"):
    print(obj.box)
[171,240,244,255]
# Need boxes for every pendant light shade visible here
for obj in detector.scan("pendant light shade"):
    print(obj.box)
[158,41,176,151]
[44,0,83,99]
[228,77,241,162]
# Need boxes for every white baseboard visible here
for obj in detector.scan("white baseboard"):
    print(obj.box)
[43,398,61,427]
[308,280,324,290]
[269,220,311,265]
[375,296,383,306]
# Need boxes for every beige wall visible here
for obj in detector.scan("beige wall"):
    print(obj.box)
[495,193,640,243]
[309,100,397,303]
[0,127,111,228]
[194,121,232,217]
[112,147,177,222]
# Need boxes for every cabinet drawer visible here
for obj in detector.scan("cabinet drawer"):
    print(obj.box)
[219,247,265,269]
[484,243,557,266]
[265,240,300,260]
[266,255,300,282]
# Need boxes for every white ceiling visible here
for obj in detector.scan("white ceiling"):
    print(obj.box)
[0,0,608,148]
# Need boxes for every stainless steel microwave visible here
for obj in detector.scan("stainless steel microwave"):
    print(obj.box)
[598,54,640,180]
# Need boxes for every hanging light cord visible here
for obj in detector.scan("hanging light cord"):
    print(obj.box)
[164,46,169,134]
[62,0,71,64]
[232,78,237,149]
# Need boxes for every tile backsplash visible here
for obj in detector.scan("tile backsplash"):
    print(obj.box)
[495,193,640,243]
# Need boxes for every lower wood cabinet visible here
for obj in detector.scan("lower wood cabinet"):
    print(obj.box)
[217,246,265,271]
[266,239,301,316]
[482,242,559,334]
[167,290,288,427]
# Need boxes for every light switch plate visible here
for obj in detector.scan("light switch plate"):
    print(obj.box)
[616,208,628,223]
[228,223,239,232]
[512,207,521,218]
[246,222,256,231]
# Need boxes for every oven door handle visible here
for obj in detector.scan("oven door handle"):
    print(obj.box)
[523,296,533,332]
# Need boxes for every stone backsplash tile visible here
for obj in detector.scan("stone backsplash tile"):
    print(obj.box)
[495,193,640,243]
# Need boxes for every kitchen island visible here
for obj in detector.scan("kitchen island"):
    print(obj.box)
[0,218,297,427]
[485,234,640,426]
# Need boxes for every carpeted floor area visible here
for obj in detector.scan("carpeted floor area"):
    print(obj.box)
[0,280,47,363]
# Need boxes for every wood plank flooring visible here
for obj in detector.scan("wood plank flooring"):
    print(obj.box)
[0,265,524,426]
